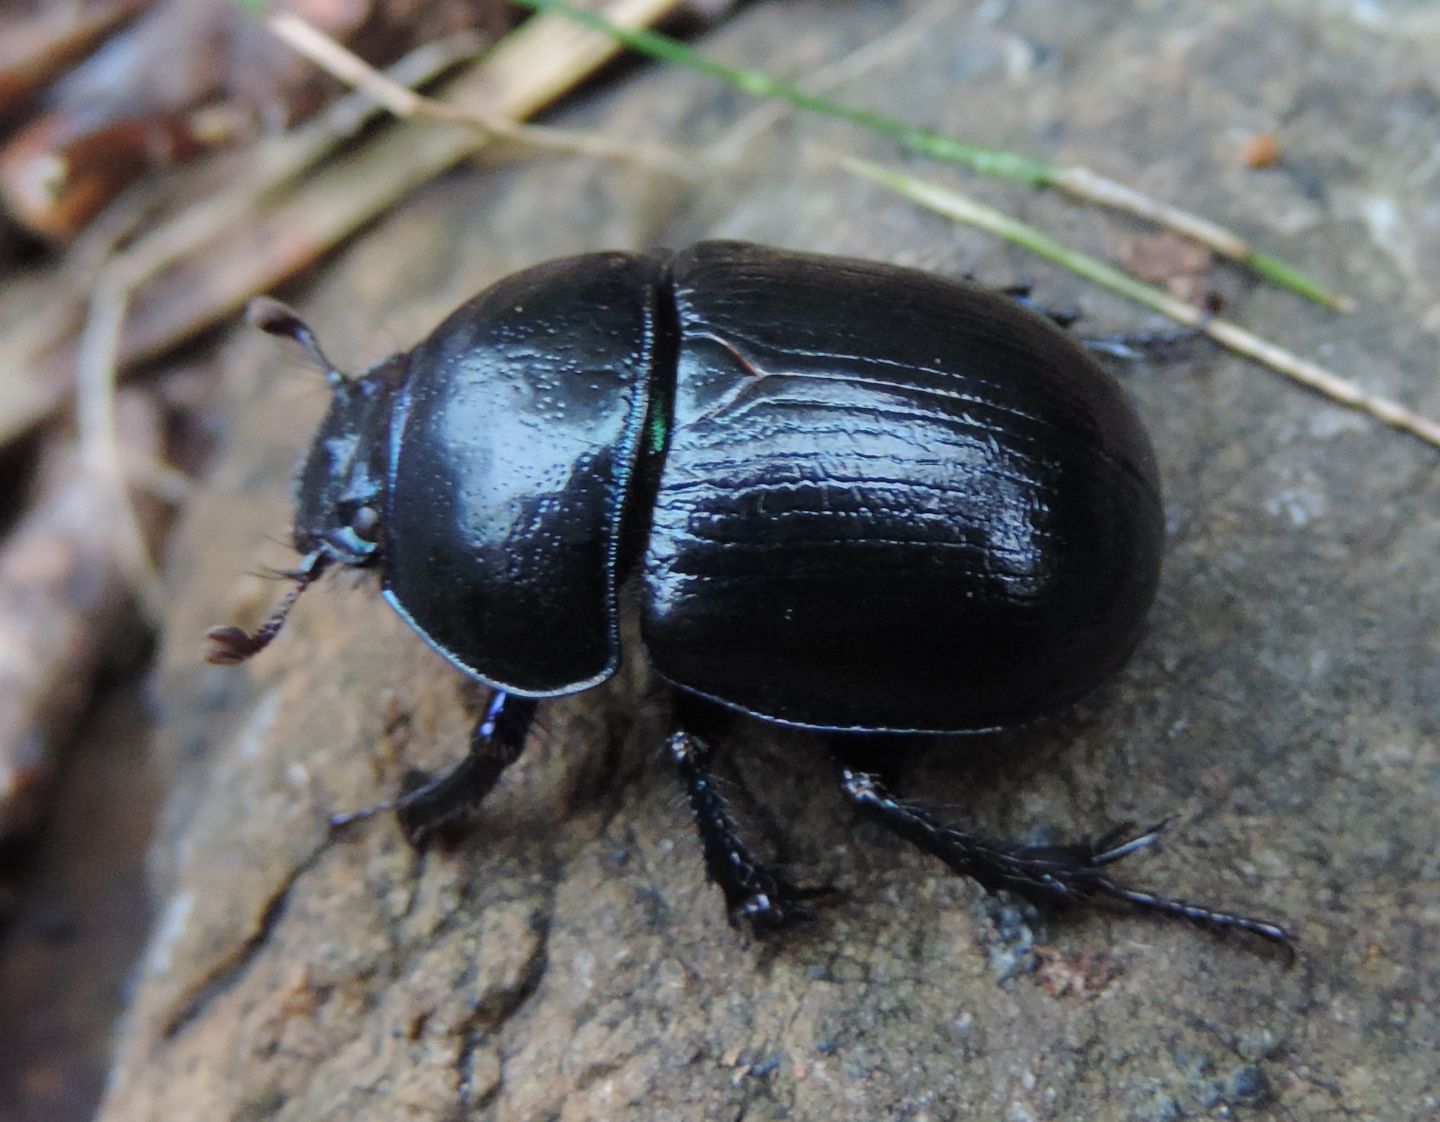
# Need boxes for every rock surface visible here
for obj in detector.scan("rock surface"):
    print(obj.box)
[102,2,1440,1119]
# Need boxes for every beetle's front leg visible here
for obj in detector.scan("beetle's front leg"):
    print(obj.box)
[838,769,1293,952]
[669,729,831,936]
[331,691,537,847]
[396,691,539,846]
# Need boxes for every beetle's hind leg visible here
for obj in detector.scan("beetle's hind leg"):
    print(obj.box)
[1081,295,1222,358]
[838,768,1294,954]
[670,729,832,935]
[330,691,537,848]
[997,283,1083,329]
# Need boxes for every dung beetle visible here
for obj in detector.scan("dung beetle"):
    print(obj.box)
[209,240,1291,950]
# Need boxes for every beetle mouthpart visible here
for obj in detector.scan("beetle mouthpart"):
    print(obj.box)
[205,555,324,664]
[247,296,345,387]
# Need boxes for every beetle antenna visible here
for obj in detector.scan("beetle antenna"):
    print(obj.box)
[248,296,346,387]
[205,553,326,664]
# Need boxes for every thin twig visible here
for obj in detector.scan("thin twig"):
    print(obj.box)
[76,277,167,618]
[843,158,1440,451]
[268,11,700,179]
[512,0,1351,312]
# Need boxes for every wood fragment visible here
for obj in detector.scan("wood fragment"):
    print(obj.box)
[0,110,215,243]
[0,0,152,115]
[0,396,166,844]
[3,0,692,454]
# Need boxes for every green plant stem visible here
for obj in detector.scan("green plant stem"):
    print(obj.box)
[509,0,1350,311]
[511,0,1052,183]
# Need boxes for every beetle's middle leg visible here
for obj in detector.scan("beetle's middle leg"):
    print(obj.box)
[331,690,537,847]
[669,728,831,935]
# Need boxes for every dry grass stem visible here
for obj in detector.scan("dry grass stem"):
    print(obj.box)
[266,11,699,178]
[1053,167,1356,314]
[844,157,1438,451]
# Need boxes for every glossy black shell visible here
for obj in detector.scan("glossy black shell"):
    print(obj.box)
[297,241,1164,734]
[383,253,667,694]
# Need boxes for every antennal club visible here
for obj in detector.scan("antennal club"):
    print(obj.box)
[247,296,345,387]
[205,559,323,664]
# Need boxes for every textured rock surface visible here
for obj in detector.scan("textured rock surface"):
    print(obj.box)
[103,2,1440,1119]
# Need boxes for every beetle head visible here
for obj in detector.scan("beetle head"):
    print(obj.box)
[206,298,404,665]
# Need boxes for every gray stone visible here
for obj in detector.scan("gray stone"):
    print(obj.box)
[102,2,1440,1119]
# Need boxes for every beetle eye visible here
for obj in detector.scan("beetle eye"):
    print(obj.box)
[351,504,380,541]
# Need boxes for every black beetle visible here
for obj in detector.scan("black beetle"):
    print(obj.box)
[209,240,1290,950]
